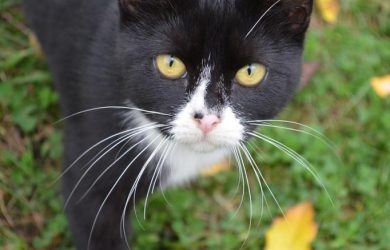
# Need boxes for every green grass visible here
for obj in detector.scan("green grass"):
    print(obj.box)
[1,1,390,249]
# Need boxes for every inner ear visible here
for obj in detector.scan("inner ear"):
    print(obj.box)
[285,0,313,33]
[289,7,309,31]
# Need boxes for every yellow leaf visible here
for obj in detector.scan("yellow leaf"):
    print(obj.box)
[201,159,231,177]
[371,75,390,98]
[316,0,340,24]
[265,202,318,250]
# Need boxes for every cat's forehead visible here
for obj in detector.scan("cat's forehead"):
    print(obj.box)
[163,2,258,70]
[122,0,310,76]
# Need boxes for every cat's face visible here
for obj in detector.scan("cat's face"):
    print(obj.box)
[117,0,312,154]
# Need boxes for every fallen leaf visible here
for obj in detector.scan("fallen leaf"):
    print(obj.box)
[316,0,340,24]
[28,31,44,59]
[371,75,390,98]
[201,159,231,177]
[0,115,25,156]
[265,202,318,250]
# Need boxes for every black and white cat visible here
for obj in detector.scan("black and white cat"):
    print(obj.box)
[24,0,313,249]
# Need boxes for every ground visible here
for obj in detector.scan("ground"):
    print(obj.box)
[1,0,390,249]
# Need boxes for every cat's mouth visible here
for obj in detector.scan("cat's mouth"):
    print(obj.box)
[172,135,227,153]
[170,111,244,153]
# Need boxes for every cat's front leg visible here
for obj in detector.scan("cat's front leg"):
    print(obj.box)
[61,136,152,250]
[65,195,132,249]
[63,172,134,250]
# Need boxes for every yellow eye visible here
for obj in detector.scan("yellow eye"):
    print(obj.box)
[235,63,266,87]
[156,54,187,79]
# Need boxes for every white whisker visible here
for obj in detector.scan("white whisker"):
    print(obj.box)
[65,134,132,208]
[78,132,161,203]
[231,147,246,218]
[245,0,282,38]
[246,142,273,226]
[247,120,337,151]
[240,143,277,221]
[64,125,164,208]
[232,149,244,204]
[87,136,160,250]
[248,131,334,206]
[235,147,253,250]
[81,124,158,170]
[156,142,177,208]
[239,143,265,217]
[121,137,169,249]
[55,105,172,124]
[54,124,156,185]
[247,119,330,140]
[144,137,174,219]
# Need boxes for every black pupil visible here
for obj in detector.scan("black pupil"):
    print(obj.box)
[247,65,253,75]
[168,56,175,67]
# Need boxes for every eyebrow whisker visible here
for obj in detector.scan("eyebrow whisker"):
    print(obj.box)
[245,0,282,39]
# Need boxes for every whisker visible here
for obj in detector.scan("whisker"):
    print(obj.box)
[246,142,273,226]
[251,131,323,185]
[114,137,132,161]
[232,149,244,204]
[82,124,159,171]
[87,135,161,250]
[53,124,156,185]
[55,105,172,124]
[115,125,172,161]
[238,143,265,219]
[121,137,169,249]
[64,125,164,208]
[65,135,132,208]
[127,136,168,238]
[248,131,334,206]
[156,142,177,208]
[151,140,174,194]
[77,132,162,204]
[144,137,174,219]
[247,119,331,140]
[240,143,279,221]
[235,147,253,250]
[231,147,246,218]
[247,120,337,151]
[245,0,282,38]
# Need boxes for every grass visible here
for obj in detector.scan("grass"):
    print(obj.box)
[1,0,390,249]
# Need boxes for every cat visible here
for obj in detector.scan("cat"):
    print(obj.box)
[23,0,313,249]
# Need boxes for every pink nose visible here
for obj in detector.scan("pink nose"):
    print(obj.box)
[195,114,220,134]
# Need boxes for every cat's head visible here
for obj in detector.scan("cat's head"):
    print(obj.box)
[117,0,313,153]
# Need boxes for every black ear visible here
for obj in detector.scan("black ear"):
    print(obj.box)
[283,0,313,33]
[118,0,140,22]
[238,0,313,37]
[118,0,180,24]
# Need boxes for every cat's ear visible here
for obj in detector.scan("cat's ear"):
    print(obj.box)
[118,0,140,22]
[118,0,180,23]
[240,0,313,35]
[282,0,313,33]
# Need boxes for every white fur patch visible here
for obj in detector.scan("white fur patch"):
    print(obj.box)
[170,65,244,153]
[125,64,244,186]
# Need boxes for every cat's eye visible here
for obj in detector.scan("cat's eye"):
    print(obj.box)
[235,63,267,87]
[156,54,187,79]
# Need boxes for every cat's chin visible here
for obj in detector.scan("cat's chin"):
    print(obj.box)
[180,140,222,153]
[163,139,231,186]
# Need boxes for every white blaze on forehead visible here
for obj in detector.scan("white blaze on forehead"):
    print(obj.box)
[188,65,212,110]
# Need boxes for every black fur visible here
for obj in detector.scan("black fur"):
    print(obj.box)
[23,0,313,249]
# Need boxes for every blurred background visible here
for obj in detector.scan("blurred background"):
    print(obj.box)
[1,0,389,249]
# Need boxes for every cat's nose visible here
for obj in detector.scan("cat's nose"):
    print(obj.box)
[194,113,220,134]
